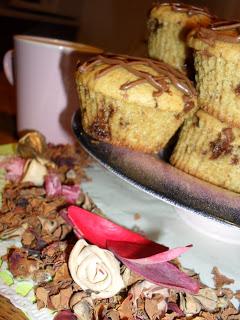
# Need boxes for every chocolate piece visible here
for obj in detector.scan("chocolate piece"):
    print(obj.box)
[231,155,239,165]
[89,103,114,140]
[235,84,240,96]
[147,18,163,33]
[210,128,234,159]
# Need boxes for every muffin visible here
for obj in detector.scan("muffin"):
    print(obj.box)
[170,109,240,193]
[76,54,197,153]
[148,2,212,73]
[188,20,240,127]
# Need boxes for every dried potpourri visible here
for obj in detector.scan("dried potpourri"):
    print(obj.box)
[0,132,239,320]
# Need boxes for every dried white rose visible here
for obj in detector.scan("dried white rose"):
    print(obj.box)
[69,239,124,299]
[21,158,47,186]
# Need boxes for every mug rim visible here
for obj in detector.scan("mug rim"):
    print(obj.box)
[14,34,103,53]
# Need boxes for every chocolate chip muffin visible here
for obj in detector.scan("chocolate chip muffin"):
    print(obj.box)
[148,2,212,73]
[170,110,240,193]
[188,20,240,127]
[76,54,197,153]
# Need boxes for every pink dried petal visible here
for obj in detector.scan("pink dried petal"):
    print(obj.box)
[68,206,168,251]
[119,257,199,293]
[45,173,62,197]
[53,310,77,320]
[0,157,25,182]
[61,185,81,204]
[106,240,191,262]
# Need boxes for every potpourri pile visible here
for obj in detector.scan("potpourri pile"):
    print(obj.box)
[0,132,239,320]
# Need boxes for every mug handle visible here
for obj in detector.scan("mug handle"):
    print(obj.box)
[3,49,14,85]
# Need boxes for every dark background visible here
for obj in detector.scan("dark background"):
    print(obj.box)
[1,0,240,62]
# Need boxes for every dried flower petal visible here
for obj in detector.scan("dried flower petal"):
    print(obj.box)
[45,173,62,197]
[61,185,81,204]
[69,239,124,299]
[22,159,48,186]
[53,310,77,320]
[18,131,47,158]
[67,206,199,293]
[0,157,25,182]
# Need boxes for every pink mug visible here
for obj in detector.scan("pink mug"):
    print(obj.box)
[3,35,102,143]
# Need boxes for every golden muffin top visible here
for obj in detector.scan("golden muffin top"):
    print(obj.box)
[148,2,212,31]
[150,2,211,17]
[76,54,197,113]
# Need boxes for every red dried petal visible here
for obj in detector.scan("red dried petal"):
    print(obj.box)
[106,240,191,262]
[68,206,167,250]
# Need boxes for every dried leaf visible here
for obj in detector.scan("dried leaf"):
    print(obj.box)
[212,267,234,288]
[0,223,27,240]
[145,297,167,320]
[35,286,49,308]
[118,296,134,320]
[22,159,48,186]
[105,309,120,320]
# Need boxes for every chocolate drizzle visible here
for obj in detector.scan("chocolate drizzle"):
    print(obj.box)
[210,20,240,31]
[79,54,196,98]
[156,2,211,17]
[194,20,240,44]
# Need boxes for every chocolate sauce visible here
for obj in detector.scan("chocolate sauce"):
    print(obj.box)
[156,2,211,17]
[79,54,196,99]
[210,20,240,31]
[193,20,240,44]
